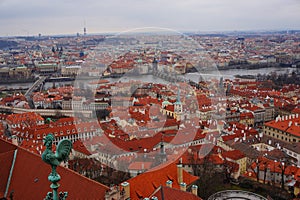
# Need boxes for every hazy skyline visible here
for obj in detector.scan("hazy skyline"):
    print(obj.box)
[0,0,300,36]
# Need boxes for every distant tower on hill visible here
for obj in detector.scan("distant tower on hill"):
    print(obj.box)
[83,20,87,36]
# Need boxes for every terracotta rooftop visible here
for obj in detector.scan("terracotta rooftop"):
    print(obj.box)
[264,115,300,137]
[72,139,92,156]
[149,186,202,200]
[222,149,246,161]
[0,138,108,199]
[127,162,199,200]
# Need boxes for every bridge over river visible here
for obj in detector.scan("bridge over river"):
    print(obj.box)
[0,105,92,118]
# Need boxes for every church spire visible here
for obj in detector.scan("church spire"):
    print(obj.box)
[175,88,181,104]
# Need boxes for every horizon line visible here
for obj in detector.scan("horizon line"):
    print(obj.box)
[1,28,300,38]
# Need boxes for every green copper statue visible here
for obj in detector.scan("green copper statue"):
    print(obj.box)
[42,134,72,200]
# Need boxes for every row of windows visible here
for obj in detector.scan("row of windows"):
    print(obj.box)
[35,127,93,139]
[264,130,298,142]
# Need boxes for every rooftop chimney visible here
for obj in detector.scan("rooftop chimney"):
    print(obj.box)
[191,185,198,196]
[166,180,172,188]
[180,182,187,191]
[177,164,183,184]
[121,182,130,199]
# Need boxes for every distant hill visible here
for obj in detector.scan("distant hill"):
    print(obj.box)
[0,40,18,49]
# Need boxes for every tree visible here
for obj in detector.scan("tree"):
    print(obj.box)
[263,162,268,184]
[189,150,226,199]
[279,161,287,190]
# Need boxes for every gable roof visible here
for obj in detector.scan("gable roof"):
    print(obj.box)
[72,139,92,156]
[149,186,202,200]
[127,162,199,200]
[0,138,108,200]
[222,149,246,161]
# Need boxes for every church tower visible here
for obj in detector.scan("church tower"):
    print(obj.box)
[159,135,167,163]
[152,57,158,72]
[174,89,183,121]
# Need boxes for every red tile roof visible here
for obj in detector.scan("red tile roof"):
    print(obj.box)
[72,139,92,156]
[127,162,199,200]
[292,108,300,114]
[240,112,254,119]
[0,139,108,199]
[0,150,14,197]
[128,162,152,170]
[222,149,245,161]
[264,115,300,137]
[249,156,300,176]
[149,186,202,200]
[6,112,44,128]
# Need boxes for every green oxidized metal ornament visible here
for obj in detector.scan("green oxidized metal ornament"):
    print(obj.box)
[42,134,72,200]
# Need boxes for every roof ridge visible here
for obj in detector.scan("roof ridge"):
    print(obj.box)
[149,185,162,198]
[16,140,109,189]
[4,149,18,198]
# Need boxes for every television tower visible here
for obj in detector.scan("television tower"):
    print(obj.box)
[83,20,87,36]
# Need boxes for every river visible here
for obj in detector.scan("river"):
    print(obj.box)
[0,67,297,90]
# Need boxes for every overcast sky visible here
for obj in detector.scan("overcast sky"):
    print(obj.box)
[0,0,299,36]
